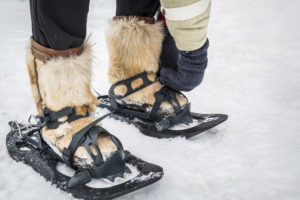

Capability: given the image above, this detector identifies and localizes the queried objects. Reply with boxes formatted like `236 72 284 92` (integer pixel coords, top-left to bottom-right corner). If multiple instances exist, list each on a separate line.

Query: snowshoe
6 112 163 200
97 72 228 139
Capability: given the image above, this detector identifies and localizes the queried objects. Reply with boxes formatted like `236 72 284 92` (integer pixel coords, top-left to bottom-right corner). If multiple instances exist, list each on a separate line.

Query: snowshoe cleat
6 112 163 200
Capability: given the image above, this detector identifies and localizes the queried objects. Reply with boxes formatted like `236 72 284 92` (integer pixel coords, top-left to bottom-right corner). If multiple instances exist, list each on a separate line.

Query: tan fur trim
26 45 43 114
34 41 99 111
106 17 164 84
106 17 187 112
106 17 166 105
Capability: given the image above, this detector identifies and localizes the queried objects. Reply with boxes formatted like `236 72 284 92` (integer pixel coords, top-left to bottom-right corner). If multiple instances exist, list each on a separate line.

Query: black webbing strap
67 149 129 188
150 86 182 121
62 111 130 187
63 119 130 188
80 125 123 166
109 71 157 109
62 113 112 168
155 103 193 132
36 107 87 130
88 150 126 179
43 107 73 122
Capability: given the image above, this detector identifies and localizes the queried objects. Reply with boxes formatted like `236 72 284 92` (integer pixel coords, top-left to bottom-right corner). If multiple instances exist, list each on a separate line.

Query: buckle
28 113 50 129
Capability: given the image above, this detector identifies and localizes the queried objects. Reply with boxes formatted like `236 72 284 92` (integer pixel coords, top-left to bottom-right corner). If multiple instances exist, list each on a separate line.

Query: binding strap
150 86 182 120
109 71 157 109
33 107 87 130
62 113 114 168
108 71 193 131
61 113 129 188
21 110 129 188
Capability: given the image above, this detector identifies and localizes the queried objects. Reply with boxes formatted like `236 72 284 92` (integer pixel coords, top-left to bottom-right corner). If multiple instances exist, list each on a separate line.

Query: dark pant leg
116 0 160 17
30 0 90 50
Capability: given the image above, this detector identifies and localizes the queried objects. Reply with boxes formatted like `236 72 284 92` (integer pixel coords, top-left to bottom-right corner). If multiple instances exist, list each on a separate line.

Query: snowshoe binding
6 110 163 200
11 34 163 200
98 72 228 139
101 17 227 139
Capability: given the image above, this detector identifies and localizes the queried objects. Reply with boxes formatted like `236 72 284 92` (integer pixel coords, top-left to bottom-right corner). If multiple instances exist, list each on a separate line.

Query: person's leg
106 0 187 116
114 0 210 92
27 0 116 167
30 0 89 49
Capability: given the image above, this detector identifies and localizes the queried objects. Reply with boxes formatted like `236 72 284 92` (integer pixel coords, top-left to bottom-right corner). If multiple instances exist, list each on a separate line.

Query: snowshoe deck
98 95 228 139
6 125 163 200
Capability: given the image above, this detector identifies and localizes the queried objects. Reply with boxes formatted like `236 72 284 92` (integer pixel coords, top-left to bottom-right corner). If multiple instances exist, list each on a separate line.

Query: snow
0 0 300 200
56 162 140 189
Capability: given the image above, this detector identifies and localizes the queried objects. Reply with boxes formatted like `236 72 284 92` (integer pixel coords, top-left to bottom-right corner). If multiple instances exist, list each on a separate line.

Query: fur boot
106 17 187 115
26 38 116 167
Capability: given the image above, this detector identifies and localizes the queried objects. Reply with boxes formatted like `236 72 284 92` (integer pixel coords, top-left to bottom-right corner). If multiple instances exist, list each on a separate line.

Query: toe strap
68 150 128 188
89 150 126 179
62 113 114 168
60 114 130 188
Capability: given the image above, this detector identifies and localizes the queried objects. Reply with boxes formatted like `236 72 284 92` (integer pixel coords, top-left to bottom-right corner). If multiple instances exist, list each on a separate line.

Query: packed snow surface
56 162 140 189
0 0 300 199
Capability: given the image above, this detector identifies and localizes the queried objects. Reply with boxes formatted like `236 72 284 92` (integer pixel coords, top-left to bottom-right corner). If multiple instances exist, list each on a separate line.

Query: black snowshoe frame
98 71 228 138
6 107 163 199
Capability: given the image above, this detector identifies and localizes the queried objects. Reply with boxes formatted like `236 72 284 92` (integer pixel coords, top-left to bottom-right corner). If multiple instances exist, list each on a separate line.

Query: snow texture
0 0 300 199
56 162 140 189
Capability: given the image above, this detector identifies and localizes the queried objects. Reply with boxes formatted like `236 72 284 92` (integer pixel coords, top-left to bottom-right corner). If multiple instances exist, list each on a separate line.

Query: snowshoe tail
98 95 228 139
6 124 163 200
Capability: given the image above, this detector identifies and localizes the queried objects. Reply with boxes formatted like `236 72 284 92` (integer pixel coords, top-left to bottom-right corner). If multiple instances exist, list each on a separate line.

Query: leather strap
113 16 155 24
31 37 84 62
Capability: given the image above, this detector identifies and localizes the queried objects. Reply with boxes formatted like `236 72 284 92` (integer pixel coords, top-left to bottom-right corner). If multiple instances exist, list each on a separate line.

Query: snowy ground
0 0 300 199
